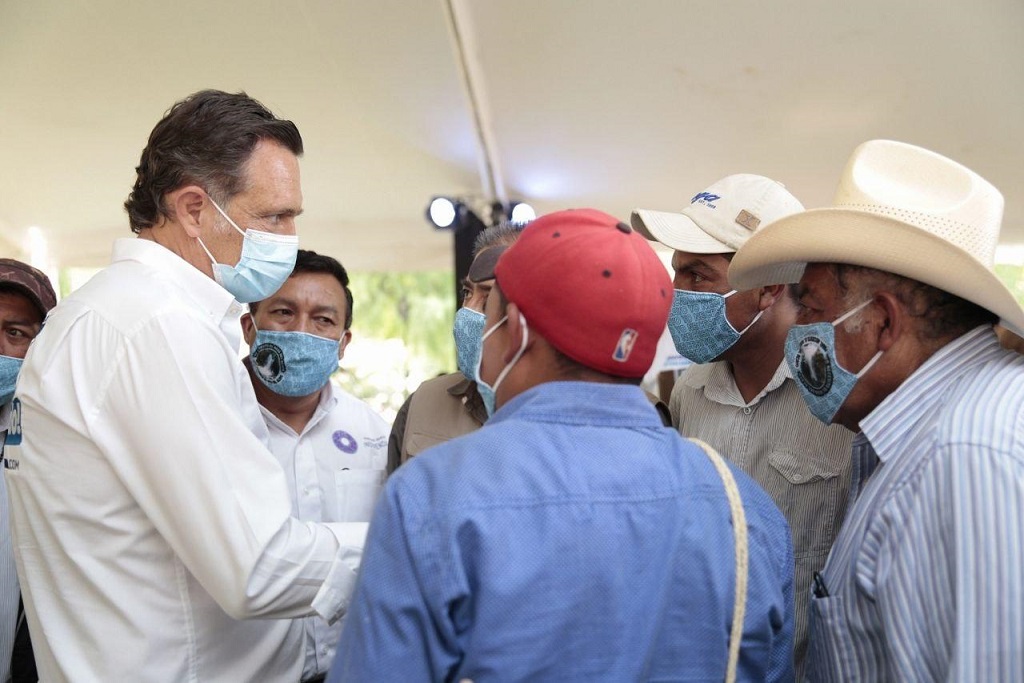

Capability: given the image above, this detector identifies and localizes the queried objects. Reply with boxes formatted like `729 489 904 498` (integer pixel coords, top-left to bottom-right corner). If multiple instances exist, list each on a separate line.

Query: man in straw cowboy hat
730 139 1024 681
332 209 796 682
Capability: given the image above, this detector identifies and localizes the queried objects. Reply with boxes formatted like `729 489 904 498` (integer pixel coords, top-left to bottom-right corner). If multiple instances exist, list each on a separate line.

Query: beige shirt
669 360 854 677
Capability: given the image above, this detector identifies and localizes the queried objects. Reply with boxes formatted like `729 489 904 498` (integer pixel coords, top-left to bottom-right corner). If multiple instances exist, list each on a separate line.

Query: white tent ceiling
2 0 1022 272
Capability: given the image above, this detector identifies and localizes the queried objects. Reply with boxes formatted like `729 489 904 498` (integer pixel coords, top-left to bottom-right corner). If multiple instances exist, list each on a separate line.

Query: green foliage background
350 270 455 372
335 270 457 418
995 264 1024 306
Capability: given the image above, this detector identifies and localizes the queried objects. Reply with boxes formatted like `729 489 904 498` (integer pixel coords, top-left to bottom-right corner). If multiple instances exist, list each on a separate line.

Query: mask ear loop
833 299 882 377
855 349 884 379
737 309 764 335
196 235 218 267
832 299 874 328
208 196 247 237
196 196 237 269
722 290 763 337
490 313 530 394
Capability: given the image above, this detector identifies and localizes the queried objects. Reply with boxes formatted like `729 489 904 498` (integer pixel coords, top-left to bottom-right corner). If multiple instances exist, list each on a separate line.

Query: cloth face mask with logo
474 312 529 417
197 197 299 303
0 355 23 406
248 315 341 397
667 289 763 363
784 299 882 424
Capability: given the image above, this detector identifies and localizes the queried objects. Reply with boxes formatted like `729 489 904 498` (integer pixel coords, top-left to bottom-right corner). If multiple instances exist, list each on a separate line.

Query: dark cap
0 259 57 317
467 245 509 283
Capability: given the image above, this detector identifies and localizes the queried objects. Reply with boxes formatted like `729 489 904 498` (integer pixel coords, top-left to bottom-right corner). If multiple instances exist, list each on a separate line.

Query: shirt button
303 487 312 495
792 473 803 482
742 407 752 415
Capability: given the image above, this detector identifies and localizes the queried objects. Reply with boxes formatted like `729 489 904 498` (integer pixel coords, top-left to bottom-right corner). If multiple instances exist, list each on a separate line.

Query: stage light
509 202 536 224
427 197 458 229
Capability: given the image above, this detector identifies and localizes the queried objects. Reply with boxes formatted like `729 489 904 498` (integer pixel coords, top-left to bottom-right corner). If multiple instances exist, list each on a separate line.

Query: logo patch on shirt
613 328 639 363
4 398 22 446
333 430 358 454
252 342 286 385
3 398 22 469
363 435 386 450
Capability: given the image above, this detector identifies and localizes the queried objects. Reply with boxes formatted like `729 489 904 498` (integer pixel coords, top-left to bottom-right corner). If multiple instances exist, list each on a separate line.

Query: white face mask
474 312 529 417
196 197 299 303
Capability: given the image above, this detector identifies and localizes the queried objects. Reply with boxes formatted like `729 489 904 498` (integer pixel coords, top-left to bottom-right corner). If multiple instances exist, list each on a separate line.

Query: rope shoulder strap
690 439 749 683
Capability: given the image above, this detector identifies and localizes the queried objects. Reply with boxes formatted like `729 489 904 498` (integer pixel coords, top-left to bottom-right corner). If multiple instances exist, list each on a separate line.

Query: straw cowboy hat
729 139 1024 337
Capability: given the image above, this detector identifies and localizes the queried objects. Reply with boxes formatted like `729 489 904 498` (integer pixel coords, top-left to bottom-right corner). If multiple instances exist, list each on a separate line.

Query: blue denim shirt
331 381 795 682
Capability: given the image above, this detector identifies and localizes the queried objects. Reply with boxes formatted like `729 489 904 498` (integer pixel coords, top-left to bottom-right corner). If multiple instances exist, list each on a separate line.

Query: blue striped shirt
806 326 1024 681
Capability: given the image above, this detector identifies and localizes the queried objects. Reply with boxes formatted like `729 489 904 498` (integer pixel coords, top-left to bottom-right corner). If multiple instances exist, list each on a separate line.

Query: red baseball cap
495 208 672 378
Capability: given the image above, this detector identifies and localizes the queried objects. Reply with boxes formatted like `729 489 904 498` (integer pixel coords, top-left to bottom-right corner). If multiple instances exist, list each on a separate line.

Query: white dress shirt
259 384 388 680
7 239 365 682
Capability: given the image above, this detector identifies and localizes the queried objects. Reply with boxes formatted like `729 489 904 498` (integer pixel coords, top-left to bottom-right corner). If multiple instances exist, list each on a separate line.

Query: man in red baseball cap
331 209 796 682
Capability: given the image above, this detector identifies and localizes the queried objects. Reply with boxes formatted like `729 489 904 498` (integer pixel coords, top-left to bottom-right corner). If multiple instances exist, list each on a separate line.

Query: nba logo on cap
613 329 639 363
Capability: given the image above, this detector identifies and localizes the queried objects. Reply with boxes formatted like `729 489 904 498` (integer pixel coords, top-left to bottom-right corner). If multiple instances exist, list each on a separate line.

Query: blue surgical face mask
453 307 486 381
474 312 529 417
785 300 883 424
0 355 23 406
667 289 763 363
249 316 341 397
197 198 299 303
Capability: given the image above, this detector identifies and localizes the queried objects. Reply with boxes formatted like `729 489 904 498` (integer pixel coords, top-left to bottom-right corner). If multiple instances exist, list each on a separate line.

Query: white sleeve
88 310 351 621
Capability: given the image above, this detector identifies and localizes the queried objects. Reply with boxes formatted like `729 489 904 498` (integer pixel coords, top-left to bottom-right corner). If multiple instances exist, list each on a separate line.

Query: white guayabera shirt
8 239 366 683
258 383 388 680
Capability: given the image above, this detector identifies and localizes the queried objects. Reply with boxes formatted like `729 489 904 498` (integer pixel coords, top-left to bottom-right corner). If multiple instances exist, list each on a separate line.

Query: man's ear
503 302 535 363
240 311 256 346
757 284 786 310
873 291 904 352
338 329 352 361
166 185 209 238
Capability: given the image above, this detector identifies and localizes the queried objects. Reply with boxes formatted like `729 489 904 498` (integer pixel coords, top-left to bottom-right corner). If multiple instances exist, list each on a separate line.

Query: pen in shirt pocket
812 571 830 598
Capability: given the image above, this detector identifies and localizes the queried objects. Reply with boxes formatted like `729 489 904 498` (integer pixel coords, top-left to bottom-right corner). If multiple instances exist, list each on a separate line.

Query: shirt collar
257 382 338 437
448 377 488 424
488 381 665 428
861 326 1002 464
681 359 791 408
446 376 475 398
111 238 246 346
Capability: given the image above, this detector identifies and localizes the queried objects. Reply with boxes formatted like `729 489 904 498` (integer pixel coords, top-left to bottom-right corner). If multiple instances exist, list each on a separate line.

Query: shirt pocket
767 448 843 557
806 592 858 681
333 468 384 522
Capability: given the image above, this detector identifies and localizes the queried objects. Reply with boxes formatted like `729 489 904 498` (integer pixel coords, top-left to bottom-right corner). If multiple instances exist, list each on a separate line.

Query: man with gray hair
731 139 1024 681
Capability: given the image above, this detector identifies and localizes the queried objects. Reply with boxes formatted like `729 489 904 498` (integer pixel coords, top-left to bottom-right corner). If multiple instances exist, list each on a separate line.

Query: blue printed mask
667 289 763 363
198 198 299 304
249 319 341 397
785 300 882 424
474 312 529 417
0 355 23 406
453 307 486 381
